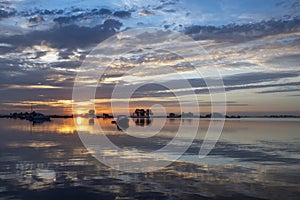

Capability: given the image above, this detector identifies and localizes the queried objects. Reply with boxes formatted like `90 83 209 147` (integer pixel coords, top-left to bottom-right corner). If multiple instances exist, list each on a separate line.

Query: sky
0 0 299 115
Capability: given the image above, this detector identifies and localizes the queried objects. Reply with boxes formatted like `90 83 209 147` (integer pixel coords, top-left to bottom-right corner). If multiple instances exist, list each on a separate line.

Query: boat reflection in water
111 116 153 130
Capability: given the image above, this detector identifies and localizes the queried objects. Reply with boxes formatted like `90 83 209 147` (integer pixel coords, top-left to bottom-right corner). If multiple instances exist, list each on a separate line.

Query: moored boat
112 115 129 130
26 111 51 122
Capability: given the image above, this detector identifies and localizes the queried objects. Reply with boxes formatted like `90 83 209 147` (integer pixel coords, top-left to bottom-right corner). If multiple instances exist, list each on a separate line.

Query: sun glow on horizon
76 110 84 115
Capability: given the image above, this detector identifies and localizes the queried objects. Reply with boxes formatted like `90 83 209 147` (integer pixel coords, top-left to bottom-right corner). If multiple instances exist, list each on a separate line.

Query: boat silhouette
26 111 51 122
112 115 129 130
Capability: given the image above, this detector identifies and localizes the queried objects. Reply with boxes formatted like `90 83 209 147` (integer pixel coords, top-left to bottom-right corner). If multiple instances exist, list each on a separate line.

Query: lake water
0 118 299 199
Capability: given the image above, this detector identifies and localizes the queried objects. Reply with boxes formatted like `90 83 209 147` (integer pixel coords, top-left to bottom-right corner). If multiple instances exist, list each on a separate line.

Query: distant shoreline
0 114 299 119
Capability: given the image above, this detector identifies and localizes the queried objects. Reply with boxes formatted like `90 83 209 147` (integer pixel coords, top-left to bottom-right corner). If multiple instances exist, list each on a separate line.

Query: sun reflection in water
76 117 83 125
5 118 118 135
75 117 98 134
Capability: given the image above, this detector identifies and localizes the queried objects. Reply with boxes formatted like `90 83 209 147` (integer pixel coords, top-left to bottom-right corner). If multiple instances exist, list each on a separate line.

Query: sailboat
25 105 51 123
26 111 51 122
112 115 129 130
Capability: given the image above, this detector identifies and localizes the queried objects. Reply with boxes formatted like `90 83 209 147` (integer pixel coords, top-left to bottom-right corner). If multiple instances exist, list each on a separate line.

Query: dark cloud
34 25 115 48
227 62 258 68
0 9 15 20
0 24 119 49
256 88 300 94
0 5 16 20
0 68 57 86
58 50 73 60
53 16 75 25
223 71 300 86
94 8 113 16
172 71 300 89
289 94 300 96
138 80 300 97
6 7 114 25
275 0 300 16
124 72 300 97
162 9 176 13
265 53 300 66
113 11 131 18
159 0 179 6
103 19 123 30
223 81 300 92
185 18 300 42
192 81 300 95
52 8 113 26
0 44 15 54
19 8 64 17
270 54 300 61
31 8 112 18
0 88 72 102
29 15 45 24
0 63 75 103
0 61 77 90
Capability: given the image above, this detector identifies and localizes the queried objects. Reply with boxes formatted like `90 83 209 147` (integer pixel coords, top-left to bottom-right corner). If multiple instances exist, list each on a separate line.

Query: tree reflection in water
134 118 152 127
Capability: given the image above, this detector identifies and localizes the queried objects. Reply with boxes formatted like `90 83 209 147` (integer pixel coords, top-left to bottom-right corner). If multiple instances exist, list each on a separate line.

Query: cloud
1 1 300 114
185 18 300 42
269 53 300 61
223 81 300 93
289 94 300 97
256 88 300 94
264 53 300 67
222 71 300 86
0 6 16 20
226 61 258 68
202 31 300 72
5 84 62 89
0 42 12 47
122 71 300 97
0 24 118 49
133 81 300 98
113 11 131 18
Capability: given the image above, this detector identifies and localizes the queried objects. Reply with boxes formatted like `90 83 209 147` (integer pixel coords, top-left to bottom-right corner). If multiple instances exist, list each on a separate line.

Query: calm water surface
0 118 299 199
